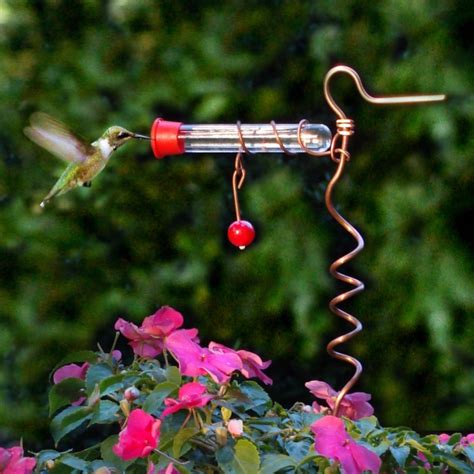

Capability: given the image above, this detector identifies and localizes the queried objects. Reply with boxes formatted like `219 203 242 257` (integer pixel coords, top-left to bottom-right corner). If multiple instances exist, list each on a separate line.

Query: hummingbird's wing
24 112 94 163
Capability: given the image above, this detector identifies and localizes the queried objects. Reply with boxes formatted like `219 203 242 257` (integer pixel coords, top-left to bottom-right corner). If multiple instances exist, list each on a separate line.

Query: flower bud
45 459 56 469
227 419 244 438
124 386 140 401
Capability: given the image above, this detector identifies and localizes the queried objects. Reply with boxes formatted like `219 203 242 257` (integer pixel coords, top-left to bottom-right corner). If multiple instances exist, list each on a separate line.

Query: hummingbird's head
104 126 137 150
104 126 150 150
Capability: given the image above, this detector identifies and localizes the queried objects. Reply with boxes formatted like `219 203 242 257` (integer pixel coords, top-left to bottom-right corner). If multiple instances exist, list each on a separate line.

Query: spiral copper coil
233 65 445 416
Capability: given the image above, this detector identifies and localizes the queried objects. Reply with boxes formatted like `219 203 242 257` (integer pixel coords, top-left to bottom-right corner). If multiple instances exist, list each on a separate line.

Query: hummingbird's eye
117 131 130 139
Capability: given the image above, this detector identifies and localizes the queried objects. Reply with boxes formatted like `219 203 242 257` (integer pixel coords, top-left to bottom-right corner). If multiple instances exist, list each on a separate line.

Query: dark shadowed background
0 0 473 448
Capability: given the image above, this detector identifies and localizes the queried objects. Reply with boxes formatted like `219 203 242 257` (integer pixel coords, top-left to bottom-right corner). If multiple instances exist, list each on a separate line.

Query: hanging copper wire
232 152 245 222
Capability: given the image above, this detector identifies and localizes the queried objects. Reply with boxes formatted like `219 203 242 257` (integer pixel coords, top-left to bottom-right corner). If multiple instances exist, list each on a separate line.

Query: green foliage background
0 0 472 446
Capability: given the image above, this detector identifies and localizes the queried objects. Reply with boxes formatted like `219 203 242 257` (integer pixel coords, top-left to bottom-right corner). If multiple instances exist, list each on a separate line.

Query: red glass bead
227 220 255 250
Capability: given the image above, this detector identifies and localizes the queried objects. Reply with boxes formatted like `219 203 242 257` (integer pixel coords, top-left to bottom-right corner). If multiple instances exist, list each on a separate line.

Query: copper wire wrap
232 122 249 222
232 66 445 416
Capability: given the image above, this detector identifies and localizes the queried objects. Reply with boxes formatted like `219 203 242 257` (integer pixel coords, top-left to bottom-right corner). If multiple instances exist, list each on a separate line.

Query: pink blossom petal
115 318 143 340
178 381 208 399
160 464 180 474
306 380 374 420
115 314 172 358
0 448 12 470
349 438 382 473
166 331 239 384
305 380 338 400
129 339 164 358
142 306 184 337
311 416 381 474
53 362 89 384
0 446 36 474
147 462 180 474
312 415 348 455
438 433 450 444
461 434 474 446
113 409 161 461
208 343 272 385
162 382 213 417
237 349 272 385
312 400 324 414
338 392 374 419
112 350 122 361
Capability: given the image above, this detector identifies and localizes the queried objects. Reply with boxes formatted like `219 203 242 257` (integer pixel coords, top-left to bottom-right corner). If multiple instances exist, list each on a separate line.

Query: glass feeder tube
150 119 332 158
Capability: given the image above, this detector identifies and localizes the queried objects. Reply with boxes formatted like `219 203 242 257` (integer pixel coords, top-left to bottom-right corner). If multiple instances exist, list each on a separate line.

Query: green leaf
166 365 182 386
405 438 429 454
233 439 260 474
90 460 118 471
50 406 93 445
172 426 200 458
90 399 119 424
49 378 85 416
354 416 378 436
447 433 462 445
98 373 125 396
463 445 474 463
389 445 410 467
216 445 235 473
143 381 178 415
261 454 296 474
60 454 89 470
296 452 320 469
435 452 472 473
36 449 64 469
85 363 113 393
285 439 312 462
237 381 272 416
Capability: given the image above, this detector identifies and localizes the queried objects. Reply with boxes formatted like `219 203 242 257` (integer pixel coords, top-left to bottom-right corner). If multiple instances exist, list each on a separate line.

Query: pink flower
53 362 89 406
227 419 244 438
162 382 213 417
112 350 122 361
305 380 374 420
461 434 474 446
147 462 180 474
113 409 161 461
124 386 140 401
438 433 450 444
416 451 431 470
115 306 185 358
0 446 36 474
208 343 272 385
165 330 241 384
311 416 381 474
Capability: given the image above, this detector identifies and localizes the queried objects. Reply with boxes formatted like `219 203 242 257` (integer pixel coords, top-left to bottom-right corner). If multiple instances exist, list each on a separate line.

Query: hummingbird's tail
40 183 65 208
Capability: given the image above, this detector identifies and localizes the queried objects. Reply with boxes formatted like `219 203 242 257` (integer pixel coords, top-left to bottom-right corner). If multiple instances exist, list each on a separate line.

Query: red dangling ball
227 220 255 250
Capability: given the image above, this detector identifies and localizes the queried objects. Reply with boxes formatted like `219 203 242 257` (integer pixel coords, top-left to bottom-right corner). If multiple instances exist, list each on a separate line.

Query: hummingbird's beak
132 133 151 140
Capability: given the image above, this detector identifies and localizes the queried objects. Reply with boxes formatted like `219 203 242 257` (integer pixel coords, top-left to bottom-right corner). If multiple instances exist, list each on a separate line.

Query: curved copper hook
323 65 446 120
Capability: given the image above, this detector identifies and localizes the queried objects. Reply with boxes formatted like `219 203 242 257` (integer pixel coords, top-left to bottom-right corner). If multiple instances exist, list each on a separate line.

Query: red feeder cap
151 118 184 159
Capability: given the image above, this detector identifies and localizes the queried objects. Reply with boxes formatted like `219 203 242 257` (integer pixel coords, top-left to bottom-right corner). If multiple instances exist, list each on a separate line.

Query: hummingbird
24 112 150 208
